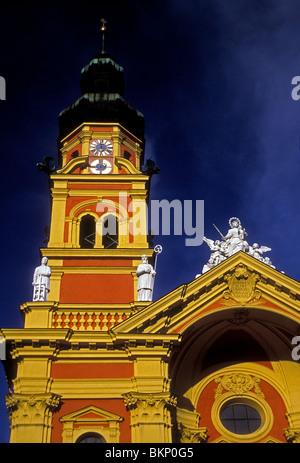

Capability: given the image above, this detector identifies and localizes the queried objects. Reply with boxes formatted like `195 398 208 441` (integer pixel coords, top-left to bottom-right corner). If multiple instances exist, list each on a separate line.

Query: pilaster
176 407 208 443
285 411 300 443
5 392 61 443
123 392 177 443
48 182 69 248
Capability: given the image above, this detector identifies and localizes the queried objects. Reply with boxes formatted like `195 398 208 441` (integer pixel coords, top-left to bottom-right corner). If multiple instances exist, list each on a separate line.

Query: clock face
90 158 113 174
90 139 113 156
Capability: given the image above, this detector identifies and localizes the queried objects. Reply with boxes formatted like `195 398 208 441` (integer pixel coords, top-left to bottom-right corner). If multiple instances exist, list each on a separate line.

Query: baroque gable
113 251 300 336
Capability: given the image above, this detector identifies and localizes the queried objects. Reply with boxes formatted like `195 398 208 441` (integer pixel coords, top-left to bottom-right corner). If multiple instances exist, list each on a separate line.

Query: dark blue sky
0 0 300 442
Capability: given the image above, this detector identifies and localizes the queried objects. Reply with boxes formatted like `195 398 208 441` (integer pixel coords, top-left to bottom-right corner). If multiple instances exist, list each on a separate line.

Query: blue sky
0 0 300 442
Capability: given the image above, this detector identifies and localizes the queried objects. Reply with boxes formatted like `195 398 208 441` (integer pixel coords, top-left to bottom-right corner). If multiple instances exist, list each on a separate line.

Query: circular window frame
211 392 273 443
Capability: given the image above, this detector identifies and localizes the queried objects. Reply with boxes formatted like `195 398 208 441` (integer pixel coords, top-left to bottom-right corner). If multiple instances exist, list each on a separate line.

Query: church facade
1 28 300 444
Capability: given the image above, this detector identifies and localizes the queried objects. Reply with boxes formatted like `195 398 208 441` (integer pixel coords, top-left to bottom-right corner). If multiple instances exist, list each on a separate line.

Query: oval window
220 403 261 435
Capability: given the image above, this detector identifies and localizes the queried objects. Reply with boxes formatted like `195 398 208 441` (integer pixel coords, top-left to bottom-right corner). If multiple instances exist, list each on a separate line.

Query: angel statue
200 237 228 274
249 243 272 262
203 237 228 264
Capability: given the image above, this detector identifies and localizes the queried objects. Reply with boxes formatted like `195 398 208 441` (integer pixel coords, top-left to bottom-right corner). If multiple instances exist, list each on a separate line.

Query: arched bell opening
79 214 96 249
102 214 119 249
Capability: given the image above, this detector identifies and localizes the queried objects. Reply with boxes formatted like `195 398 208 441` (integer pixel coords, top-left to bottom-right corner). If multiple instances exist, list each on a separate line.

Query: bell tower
2 22 172 444
45 20 152 308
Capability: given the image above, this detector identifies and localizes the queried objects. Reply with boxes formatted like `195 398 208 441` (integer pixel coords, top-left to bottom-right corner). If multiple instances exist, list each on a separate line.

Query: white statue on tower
32 257 51 301
136 254 156 302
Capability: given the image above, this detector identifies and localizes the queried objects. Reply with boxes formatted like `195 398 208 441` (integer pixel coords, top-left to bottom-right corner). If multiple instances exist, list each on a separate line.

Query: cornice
40 247 154 259
1 326 180 356
60 122 143 146
51 173 149 182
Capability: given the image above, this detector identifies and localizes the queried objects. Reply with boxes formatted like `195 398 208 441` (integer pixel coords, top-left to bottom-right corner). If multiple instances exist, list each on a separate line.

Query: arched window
79 214 96 249
76 432 106 443
102 214 118 249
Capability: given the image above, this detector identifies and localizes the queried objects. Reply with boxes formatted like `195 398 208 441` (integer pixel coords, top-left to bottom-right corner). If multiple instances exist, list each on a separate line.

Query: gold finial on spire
100 18 107 54
100 18 107 31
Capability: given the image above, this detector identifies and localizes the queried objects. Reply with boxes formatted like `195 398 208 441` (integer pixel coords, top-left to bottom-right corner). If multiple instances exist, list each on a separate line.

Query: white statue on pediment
224 217 249 255
198 217 275 276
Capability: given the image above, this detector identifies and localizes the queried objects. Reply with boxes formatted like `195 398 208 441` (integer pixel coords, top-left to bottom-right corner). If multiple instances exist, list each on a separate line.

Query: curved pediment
114 156 142 174
56 155 89 174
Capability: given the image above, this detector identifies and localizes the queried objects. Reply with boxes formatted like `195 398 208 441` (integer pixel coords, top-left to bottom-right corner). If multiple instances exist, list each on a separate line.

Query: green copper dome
58 50 145 143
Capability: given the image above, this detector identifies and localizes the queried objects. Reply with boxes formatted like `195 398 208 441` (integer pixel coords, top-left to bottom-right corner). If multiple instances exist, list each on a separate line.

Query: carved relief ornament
223 264 261 305
5 393 61 425
179 423 208 443
214 373 265 399
123 392 177 410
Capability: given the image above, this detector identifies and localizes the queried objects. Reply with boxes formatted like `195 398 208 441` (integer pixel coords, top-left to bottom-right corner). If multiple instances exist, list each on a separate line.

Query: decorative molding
214 373 265 399
6 392 61 419
123 391 177 410
284 427 300 443
60 405 123 443
179 423 208 443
